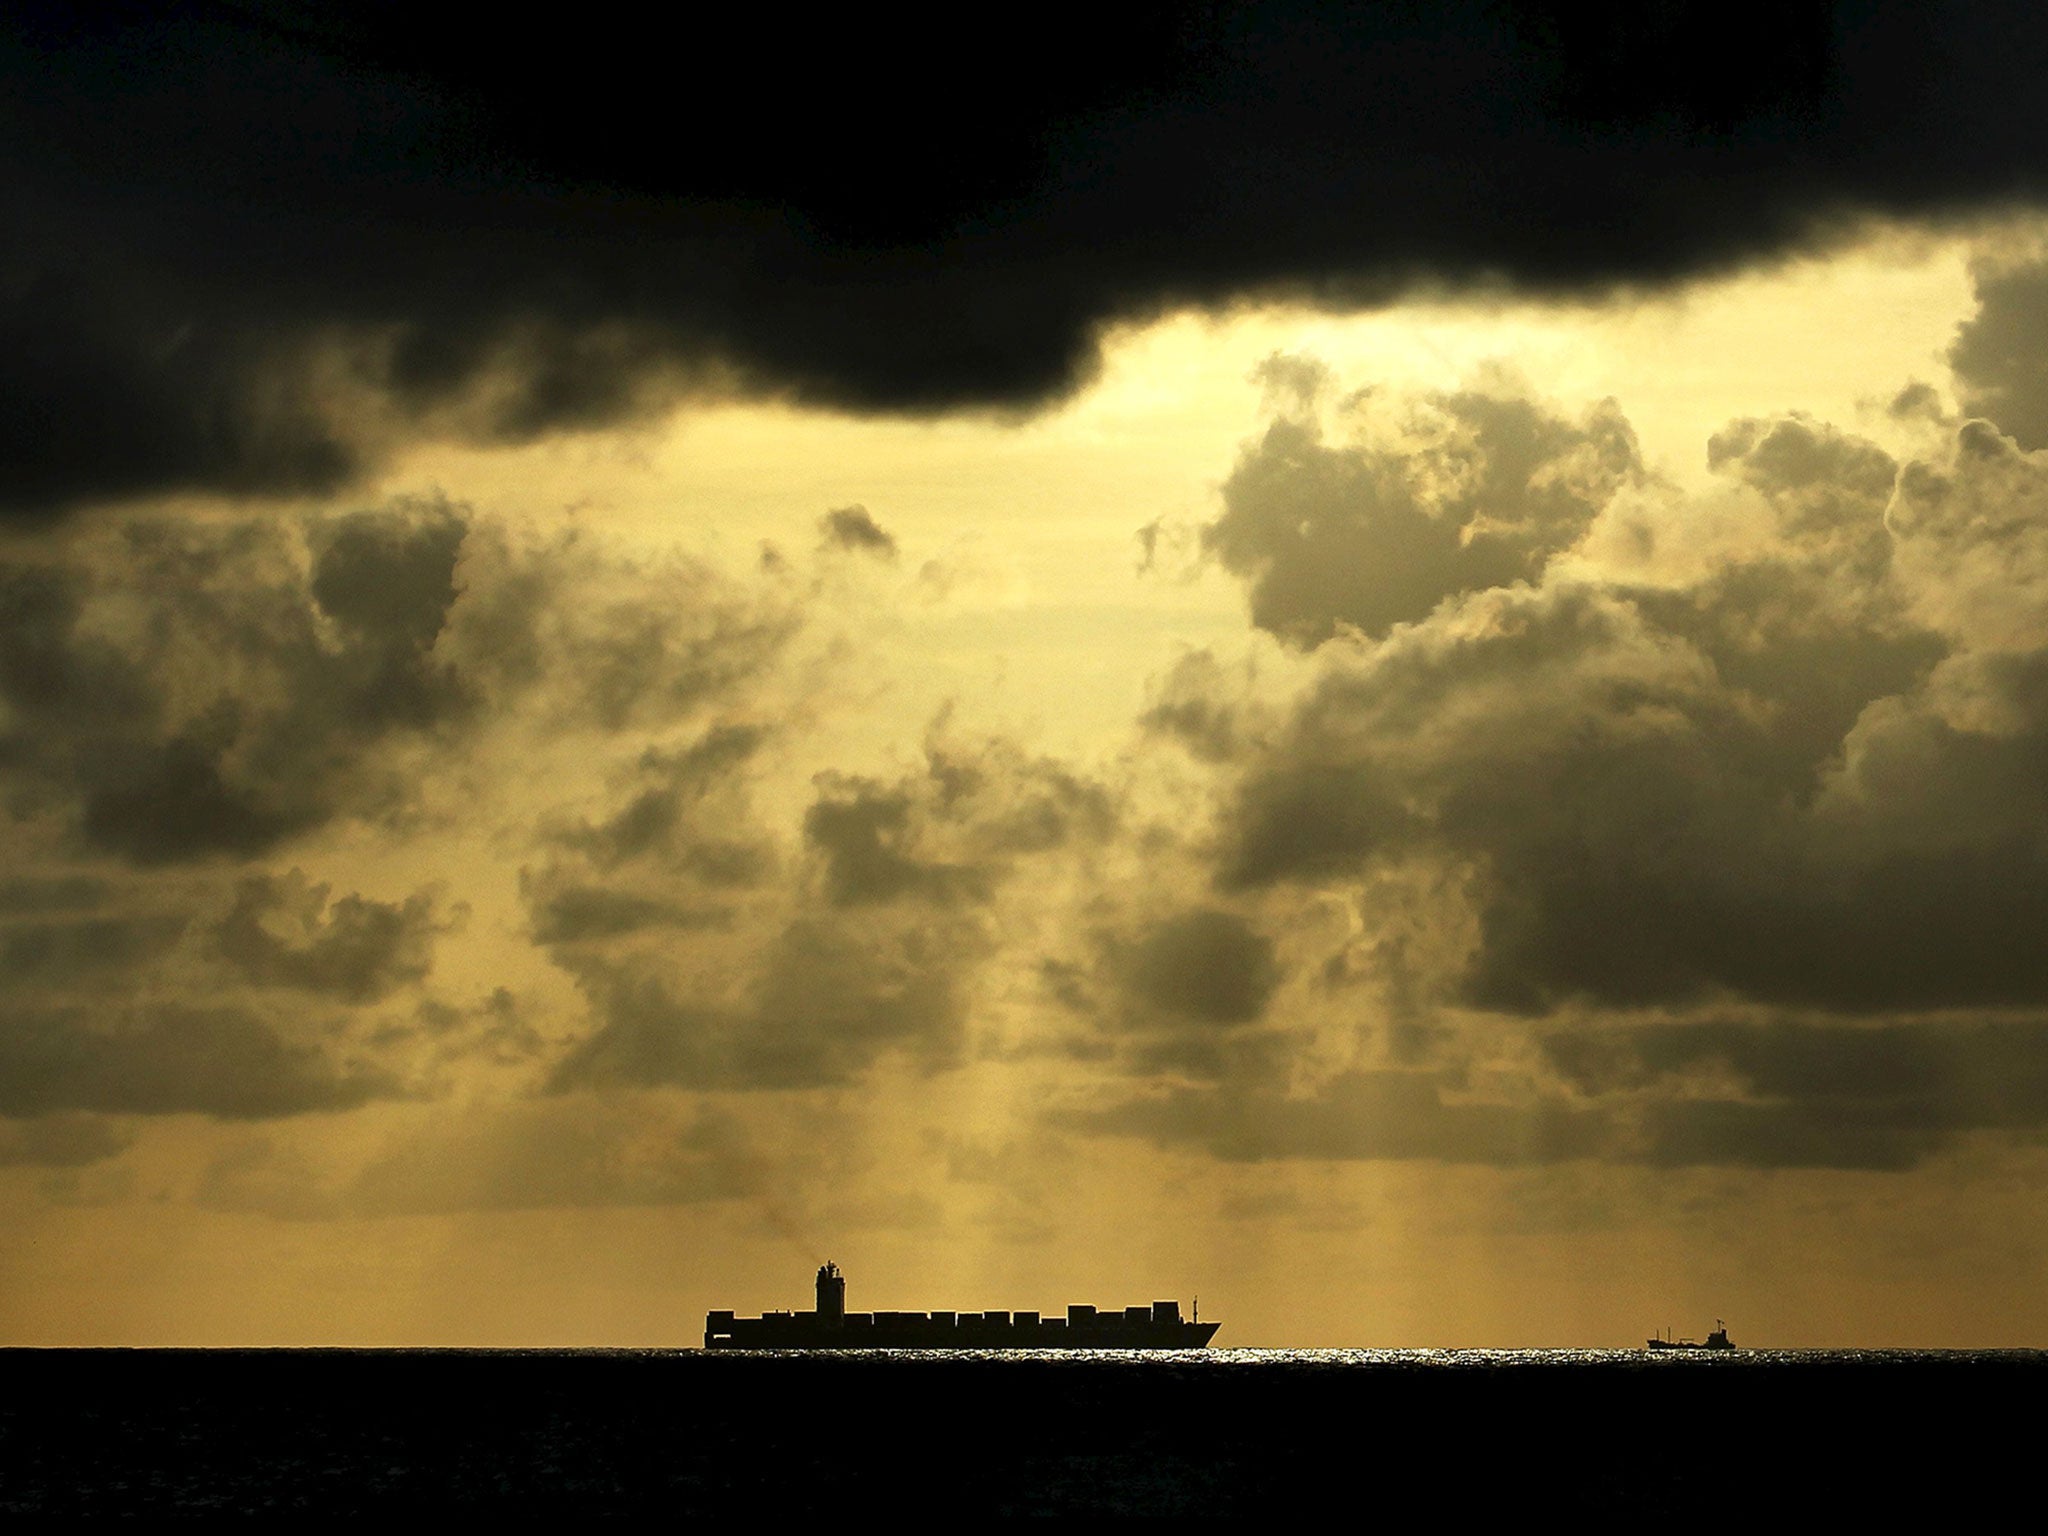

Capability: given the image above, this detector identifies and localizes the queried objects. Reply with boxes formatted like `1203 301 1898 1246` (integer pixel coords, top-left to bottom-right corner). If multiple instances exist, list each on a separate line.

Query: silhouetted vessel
705 1262 1221 1350
1646 1321 1735 1351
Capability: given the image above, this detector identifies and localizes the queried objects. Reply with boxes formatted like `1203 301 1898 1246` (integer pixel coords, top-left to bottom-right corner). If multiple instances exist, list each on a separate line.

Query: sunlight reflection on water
679 1344 2048 1366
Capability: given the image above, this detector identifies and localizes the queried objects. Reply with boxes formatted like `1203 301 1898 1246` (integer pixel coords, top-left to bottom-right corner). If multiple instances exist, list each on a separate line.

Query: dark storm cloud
1207 385 1641 645
7 3 2048 513
1545 1017 2048 1169
1224 569 2048 1013
0 1002 395 1118
214 870 446 1003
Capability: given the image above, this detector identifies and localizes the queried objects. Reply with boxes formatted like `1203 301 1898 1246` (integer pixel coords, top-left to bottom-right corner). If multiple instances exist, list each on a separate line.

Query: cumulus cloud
920 735 1120 856
1205 382 1640 646
0 502 798 866
1950 254 2048 449
1886 421 2048 650
532 729 1116 1092
21 226 2048 1236
521 714 870 1092
1203 385 2048 1019
0 496 810 1146
1079 359 2048 1173
304 505 471 729
0 503 473 863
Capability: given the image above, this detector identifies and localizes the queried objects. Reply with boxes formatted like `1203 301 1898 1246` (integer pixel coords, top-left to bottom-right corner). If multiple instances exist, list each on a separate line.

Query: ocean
1 1347 2035 1516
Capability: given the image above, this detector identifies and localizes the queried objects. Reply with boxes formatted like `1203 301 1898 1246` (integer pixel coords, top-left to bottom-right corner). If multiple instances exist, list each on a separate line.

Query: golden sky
10 11 2048 1348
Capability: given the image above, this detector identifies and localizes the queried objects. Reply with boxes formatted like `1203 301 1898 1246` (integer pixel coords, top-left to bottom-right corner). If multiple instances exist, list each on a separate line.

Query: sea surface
2 1347 2036 1516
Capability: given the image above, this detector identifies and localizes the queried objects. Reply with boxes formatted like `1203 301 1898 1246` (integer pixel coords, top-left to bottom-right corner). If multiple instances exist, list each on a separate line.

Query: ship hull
705 1319 1221 1350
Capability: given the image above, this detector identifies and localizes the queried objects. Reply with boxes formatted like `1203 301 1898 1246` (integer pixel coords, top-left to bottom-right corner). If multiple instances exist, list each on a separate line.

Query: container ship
705 1262 1221 1350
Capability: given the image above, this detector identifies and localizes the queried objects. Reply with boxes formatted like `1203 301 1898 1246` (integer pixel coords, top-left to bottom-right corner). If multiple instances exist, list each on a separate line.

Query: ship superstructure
705 1262 1221 1350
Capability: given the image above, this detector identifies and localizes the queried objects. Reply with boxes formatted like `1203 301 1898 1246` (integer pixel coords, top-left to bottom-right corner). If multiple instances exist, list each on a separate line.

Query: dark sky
7 1 2048 516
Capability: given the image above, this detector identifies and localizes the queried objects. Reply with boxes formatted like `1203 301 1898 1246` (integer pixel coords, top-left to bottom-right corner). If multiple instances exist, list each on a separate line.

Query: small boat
1646 1320 1734 1351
